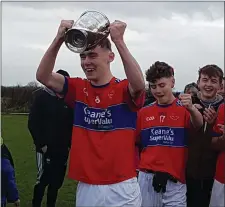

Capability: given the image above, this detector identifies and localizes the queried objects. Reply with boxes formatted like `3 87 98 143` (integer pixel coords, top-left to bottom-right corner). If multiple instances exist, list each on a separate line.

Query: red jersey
64 77 145 184
137 99 190 183
213 104 225 184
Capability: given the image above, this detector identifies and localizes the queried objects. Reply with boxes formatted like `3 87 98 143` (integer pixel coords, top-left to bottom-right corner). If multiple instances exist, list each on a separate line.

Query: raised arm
109 20 145 97
180 93 203 129
189 106 204 129
36 20 74 93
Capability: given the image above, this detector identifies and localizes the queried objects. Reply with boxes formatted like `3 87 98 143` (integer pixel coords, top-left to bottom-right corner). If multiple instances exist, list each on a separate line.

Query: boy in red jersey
36 19 145 206
137 61 203 207
210 103 225 207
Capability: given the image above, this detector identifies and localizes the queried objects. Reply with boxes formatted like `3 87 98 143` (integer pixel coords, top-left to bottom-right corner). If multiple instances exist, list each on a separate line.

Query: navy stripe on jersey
212 131 223 137
141 126 188 148
74 101 137 131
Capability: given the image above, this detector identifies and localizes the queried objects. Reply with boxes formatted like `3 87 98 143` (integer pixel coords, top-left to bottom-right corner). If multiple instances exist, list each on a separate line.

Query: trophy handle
99 25 110 36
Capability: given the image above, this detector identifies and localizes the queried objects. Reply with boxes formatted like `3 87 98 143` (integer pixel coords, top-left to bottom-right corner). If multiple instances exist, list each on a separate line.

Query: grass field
2 115 78 207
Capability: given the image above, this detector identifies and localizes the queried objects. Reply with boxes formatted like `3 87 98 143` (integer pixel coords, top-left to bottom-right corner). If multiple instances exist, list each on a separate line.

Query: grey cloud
4 2 224 20
2 2 224 91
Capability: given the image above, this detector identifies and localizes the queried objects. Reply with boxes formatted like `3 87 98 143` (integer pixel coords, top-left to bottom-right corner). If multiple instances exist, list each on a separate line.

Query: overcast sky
2 1 224 91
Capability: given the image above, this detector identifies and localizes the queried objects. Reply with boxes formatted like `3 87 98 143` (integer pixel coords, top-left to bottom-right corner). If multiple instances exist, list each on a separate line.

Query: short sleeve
122 80 145 112
64 77 80 108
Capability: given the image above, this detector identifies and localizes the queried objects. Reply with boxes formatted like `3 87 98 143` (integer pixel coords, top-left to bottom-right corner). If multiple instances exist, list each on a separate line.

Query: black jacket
186 93 224 179
28 88 73 154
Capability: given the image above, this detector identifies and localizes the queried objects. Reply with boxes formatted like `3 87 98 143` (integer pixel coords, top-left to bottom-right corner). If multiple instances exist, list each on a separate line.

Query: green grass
2 115 77 207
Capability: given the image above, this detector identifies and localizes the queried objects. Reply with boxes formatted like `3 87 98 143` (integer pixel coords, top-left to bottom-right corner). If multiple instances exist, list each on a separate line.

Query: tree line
1 82 180 113
1 82 41 113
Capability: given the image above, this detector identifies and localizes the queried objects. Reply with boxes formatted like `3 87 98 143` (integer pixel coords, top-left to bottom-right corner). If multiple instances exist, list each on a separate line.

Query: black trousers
32 150 68 207
186 176 214 207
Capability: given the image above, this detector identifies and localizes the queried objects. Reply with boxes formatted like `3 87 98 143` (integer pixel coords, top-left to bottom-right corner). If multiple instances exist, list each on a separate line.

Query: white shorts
76 177 142 207
138 171 186 207
210 179 224 207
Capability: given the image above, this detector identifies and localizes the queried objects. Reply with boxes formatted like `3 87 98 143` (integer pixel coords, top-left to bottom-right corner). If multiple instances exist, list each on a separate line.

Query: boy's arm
110 21 145 98
36 20 73 93
189 106 204 129
180 94 203 129
211 134 225 151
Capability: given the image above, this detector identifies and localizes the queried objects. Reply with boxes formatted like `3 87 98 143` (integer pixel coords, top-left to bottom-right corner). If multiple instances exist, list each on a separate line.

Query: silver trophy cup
64 11 110 53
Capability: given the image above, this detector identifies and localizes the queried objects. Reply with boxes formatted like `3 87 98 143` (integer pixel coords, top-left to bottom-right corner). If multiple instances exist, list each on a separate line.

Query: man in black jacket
186 65 224 207
28 69 73 207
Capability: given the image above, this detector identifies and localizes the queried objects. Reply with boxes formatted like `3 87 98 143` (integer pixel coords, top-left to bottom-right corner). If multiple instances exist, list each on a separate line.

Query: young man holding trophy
36 11 145 206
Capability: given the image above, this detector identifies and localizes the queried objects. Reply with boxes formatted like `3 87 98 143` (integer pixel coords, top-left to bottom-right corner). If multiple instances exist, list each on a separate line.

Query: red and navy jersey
64 77 145 184
213 104 225 184
137 99 190 183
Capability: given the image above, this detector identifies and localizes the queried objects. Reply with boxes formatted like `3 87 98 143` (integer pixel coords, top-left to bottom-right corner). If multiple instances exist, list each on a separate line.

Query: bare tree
27 81 39 88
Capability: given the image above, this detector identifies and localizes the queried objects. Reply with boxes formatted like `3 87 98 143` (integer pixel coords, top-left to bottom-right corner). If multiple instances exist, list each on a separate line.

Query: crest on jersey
108 90 115 99
170 113 179 121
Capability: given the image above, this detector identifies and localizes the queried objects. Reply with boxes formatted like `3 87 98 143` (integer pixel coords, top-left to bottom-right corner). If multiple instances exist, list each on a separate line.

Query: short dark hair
146 61 174 83
98 37 112 51
86 37 112 52
56 69 70 77
184 82 198 93
198 64 223 83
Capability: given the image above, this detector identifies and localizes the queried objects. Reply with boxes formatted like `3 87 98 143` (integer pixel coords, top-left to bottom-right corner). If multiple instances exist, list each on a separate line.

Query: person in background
184 82 199 98
186 64 224 207
210 103 225 207
145 86 156 106
28 69 73 207
1 137 20 207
